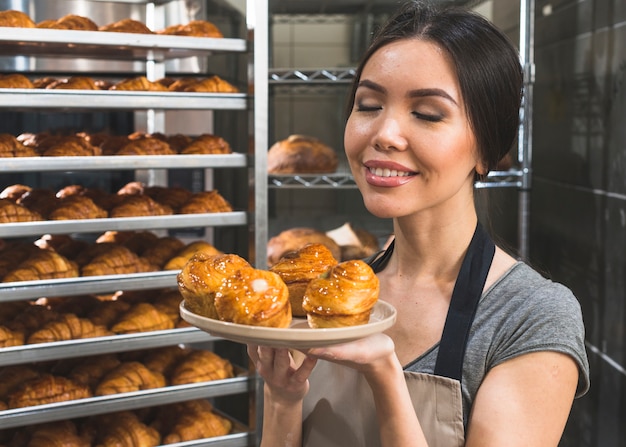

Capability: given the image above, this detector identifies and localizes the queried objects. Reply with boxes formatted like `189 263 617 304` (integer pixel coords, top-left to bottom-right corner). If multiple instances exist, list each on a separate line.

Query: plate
180 300 397 348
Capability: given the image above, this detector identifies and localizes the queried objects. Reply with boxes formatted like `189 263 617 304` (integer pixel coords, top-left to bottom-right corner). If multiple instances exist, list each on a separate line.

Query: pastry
151 288 185 325
99 18 153 34
110 76 168 91
8 374 92 408
0 133 38 157
267 227 342 266
159 19 223 38
16 187 58 218
45 76 101 90
326 222 381 261
4 304 59 335
20 420 88 447
178 190 233 214
0 9 35 27
81 245 157 276
0 325 25 347
27 313 113 344
0 198 43 222
0 365 41 399
0 73 34 89
179 133 232 154
177 252 252 319
109 195 174 217
2 250 79 282
115 137 175 155
163 240 221 270
177 75 239 93
215 267 292 327
270 243 338 317
159 400 232 443
34 234 88 260
37 14 98 31
95 361 166 395
48 195 108 220
141 345 189 376
87 299 131 327
302 259 380 328
41 135 102 156
68 354 121 389
144 186 192 210
170 350 234 385
140 236 185 268
268 134 338 174
93 411 161 447
111 302 175 334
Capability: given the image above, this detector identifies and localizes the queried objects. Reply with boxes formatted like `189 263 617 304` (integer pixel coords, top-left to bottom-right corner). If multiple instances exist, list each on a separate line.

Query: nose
372 111 408 152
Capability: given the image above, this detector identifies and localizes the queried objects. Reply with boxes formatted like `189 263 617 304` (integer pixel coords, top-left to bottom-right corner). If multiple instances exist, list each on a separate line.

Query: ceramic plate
180 300 397 348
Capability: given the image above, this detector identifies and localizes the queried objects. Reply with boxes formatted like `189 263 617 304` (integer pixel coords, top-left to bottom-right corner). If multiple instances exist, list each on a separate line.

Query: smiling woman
249 2 589 447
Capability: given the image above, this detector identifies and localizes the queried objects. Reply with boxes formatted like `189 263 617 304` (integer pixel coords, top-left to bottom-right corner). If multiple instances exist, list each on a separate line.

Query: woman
248 1 590 446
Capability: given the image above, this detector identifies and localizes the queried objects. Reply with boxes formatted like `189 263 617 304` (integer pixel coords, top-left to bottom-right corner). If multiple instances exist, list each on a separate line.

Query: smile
368 167 415 177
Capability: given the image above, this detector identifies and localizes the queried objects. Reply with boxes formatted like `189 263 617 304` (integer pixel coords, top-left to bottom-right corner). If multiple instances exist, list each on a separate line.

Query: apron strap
434 223 495 381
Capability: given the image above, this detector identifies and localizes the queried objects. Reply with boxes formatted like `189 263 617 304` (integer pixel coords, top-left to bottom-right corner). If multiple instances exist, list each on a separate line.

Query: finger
247 344 259 362
273 348 292 371
291 356 317 383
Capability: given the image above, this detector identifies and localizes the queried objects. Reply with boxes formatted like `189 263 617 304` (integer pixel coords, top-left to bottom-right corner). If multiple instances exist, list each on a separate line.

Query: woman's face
344 38 482 220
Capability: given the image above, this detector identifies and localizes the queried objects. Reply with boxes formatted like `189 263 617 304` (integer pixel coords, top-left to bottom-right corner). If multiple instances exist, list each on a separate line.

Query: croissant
267 227 342 266
164 240 221 270
270 243 338 317
115 137 175 155
110 76 167 92
179 190 232 214
68 354 121 388
96 230 158 252
5 304 59 335
0 198 43 222
8 374 92 408
3 250 79 283
0 325 25 347
37 14 98 31
177 252 252 319
87 299 132 327
45 76 101 90
170 350 234 385
0 365 41 399
165 133 194 151
179 134 232 154
139 237 185 267
151 288 185 324
141 345 189 376
180 75 239 93
34 234 89 260
95 361 166 395
144 186 192 210
109 195 174 218
94 411 161 447
161 400 232 443
100 18 154 34
0 133 39 157
81 245 157 276
16 187 58 218
27 313 114 344
0 73 34 88
22 420 89 447
215 267 292 328
0 9 35 27
111 302 175 334
302 259 380 328
48 195 108 220
158 19 223 38
41 135 102 156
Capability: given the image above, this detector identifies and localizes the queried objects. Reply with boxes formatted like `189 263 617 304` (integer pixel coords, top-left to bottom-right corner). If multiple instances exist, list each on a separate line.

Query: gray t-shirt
404 261 590 425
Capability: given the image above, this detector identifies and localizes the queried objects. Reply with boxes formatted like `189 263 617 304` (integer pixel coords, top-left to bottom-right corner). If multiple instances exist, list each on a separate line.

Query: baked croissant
16 187 58 218
0 133 39 157
170 350 234 385
164 240 221 270
267 227 342 267
140 237 185 268
109 195 174 218
144 186 192 210
179 134 232 154
159 19 223 38
37 14 98 31
94 411 161 447
81 245 157 276
302 259 380 328
110 76 167 91
68 354 121 388
0 325 25 347
100 18 154 34
48 195 108 220
27 313 114 344
141 345 189 376
115 137 175 155
2 250 79 282
177 252 252 319
94 361 166 395
45 76 101 91
34 234 89 260
22 420 89 447
41 135 102 156
179 75 239 93
178 190 232 214
160 400 232 443
87 299 131 327
0 9 35 27
0 73 34 88
270 243 338 317
5 304 59 335
215 267 292 328
0 365 41 399
8 374 92 408
111 302 175 334
0 198 43 222
151 288 185 324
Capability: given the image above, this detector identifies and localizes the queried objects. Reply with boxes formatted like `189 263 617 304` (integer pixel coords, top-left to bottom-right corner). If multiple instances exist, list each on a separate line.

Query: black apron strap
368 239 395 273
434 223 495 381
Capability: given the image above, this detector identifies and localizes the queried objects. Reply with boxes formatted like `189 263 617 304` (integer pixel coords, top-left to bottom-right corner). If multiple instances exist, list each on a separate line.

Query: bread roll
268 134 338 174
270 243 338 317
302 259 379 328
267 227 341 266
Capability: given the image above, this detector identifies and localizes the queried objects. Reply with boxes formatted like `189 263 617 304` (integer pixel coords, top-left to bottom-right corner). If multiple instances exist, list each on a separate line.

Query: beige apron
302 362 465 447
302 223 494 447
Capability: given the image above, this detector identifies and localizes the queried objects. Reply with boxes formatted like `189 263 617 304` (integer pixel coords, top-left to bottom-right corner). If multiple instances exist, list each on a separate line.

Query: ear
475 160 488 176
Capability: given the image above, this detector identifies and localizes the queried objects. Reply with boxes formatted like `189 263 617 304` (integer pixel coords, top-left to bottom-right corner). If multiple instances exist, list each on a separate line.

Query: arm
466 351 579 447
248 345 317 447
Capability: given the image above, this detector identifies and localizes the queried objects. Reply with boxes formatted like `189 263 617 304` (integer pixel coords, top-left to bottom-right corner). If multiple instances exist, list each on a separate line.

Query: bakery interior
0 0 624 446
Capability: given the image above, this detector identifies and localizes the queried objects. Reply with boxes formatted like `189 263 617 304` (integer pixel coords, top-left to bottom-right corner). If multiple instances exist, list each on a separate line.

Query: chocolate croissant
215 267 292 328
111 302 175 334
27 313 113 344
170 350 234 385
270 243 338 317
302 259 379 328
94 361 166 395
177 252 252 319
8 374 92 408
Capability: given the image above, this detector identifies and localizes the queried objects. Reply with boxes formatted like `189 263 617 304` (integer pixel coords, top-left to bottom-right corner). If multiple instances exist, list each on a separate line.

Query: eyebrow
357 79 458 105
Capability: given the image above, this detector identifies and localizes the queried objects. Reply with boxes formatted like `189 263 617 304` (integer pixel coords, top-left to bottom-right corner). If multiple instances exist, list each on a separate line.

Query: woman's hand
247 344 317 404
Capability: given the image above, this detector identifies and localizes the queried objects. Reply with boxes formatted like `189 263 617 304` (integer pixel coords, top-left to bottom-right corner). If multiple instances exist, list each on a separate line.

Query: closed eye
356 102 381 112
413 112 443 122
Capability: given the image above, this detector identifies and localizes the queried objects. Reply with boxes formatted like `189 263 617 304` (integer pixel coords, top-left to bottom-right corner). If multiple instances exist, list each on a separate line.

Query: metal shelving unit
0 1 268 445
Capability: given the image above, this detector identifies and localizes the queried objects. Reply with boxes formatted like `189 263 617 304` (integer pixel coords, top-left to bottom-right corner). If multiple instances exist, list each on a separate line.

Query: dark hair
346 0 524 174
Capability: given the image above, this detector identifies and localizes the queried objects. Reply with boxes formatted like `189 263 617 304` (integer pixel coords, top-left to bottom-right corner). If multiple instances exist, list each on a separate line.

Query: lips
363 161 417 187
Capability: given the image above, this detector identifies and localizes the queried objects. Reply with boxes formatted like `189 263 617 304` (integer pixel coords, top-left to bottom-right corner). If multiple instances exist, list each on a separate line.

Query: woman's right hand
247 344 318 404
